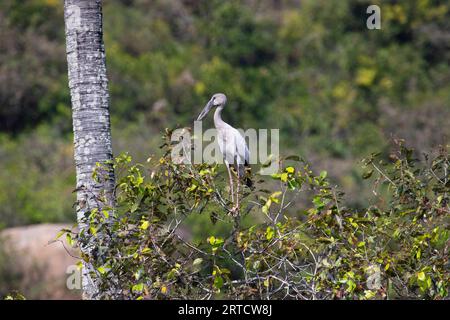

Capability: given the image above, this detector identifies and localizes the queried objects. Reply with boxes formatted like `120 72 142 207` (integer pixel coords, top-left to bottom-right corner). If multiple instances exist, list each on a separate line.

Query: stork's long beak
197 99 213 121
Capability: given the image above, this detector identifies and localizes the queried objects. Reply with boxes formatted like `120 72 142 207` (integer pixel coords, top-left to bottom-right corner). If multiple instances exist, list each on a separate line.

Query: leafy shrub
3 291 26 300
60 133 449 299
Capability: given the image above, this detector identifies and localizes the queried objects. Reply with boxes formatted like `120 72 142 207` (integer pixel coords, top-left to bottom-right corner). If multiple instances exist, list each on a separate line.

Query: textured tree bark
64 0 115 299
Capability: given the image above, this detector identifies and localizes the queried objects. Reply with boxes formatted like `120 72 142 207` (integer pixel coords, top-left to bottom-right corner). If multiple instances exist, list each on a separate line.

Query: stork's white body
214 107 249 175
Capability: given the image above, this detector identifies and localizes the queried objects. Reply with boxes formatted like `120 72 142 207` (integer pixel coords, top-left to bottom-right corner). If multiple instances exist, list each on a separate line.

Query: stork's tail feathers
245 176 253 188
243 163 252 188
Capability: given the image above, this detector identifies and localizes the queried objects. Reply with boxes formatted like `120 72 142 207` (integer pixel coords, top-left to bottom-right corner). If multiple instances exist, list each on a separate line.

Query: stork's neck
214 106 226 128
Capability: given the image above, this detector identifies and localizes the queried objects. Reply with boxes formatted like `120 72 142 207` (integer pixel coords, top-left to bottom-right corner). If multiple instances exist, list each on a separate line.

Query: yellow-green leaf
285 167 295 173
417 271 425 281
266 226 274 241
140 220 150 230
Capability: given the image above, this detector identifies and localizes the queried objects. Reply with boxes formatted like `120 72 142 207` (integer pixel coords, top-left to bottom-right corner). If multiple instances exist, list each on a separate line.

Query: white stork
197 93 251 213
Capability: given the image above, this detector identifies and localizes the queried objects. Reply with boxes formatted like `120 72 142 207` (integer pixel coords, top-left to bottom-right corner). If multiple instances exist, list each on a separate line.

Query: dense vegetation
60 134 448 299
0 0 449 227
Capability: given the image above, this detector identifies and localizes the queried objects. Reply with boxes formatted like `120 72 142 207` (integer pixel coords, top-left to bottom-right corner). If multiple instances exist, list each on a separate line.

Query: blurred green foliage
0 0 449 226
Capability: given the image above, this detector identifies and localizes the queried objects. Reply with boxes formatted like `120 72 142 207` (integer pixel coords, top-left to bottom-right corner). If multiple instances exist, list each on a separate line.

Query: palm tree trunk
64 0 115 299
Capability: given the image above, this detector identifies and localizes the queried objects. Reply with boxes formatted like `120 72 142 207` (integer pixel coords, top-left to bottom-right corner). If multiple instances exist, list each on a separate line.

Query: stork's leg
234 164 240 212
225 161 234 204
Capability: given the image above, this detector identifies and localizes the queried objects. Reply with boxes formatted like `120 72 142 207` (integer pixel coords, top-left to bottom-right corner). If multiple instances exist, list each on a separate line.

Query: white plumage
197 93 251 212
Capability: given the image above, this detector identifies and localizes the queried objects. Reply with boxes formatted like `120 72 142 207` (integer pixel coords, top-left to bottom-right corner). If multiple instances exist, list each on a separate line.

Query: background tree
1 0 448 227
64 0 115 299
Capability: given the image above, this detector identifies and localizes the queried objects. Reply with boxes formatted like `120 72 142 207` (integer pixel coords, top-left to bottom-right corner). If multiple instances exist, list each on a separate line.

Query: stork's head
197 93 227 121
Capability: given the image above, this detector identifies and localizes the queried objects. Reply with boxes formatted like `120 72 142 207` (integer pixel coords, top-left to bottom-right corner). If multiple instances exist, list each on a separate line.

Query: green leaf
416 248 421 259
213 276 224 290
364 290 375 299
270 191 282 199
132 283 144 293
346 279 356 292
102 210 110 219
56 230 65 240
313 196 324 209
270 173 281 179
287 180 297 190
131 194 144 213
66 233 74 246
140 220 150 230
266 226 274 241
362 169 373 179
285 167 295 173
89 226 97 236
134 268 144 280
193 258 203 266
97 265 111 275
417 271 425 281
135 175 144 186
